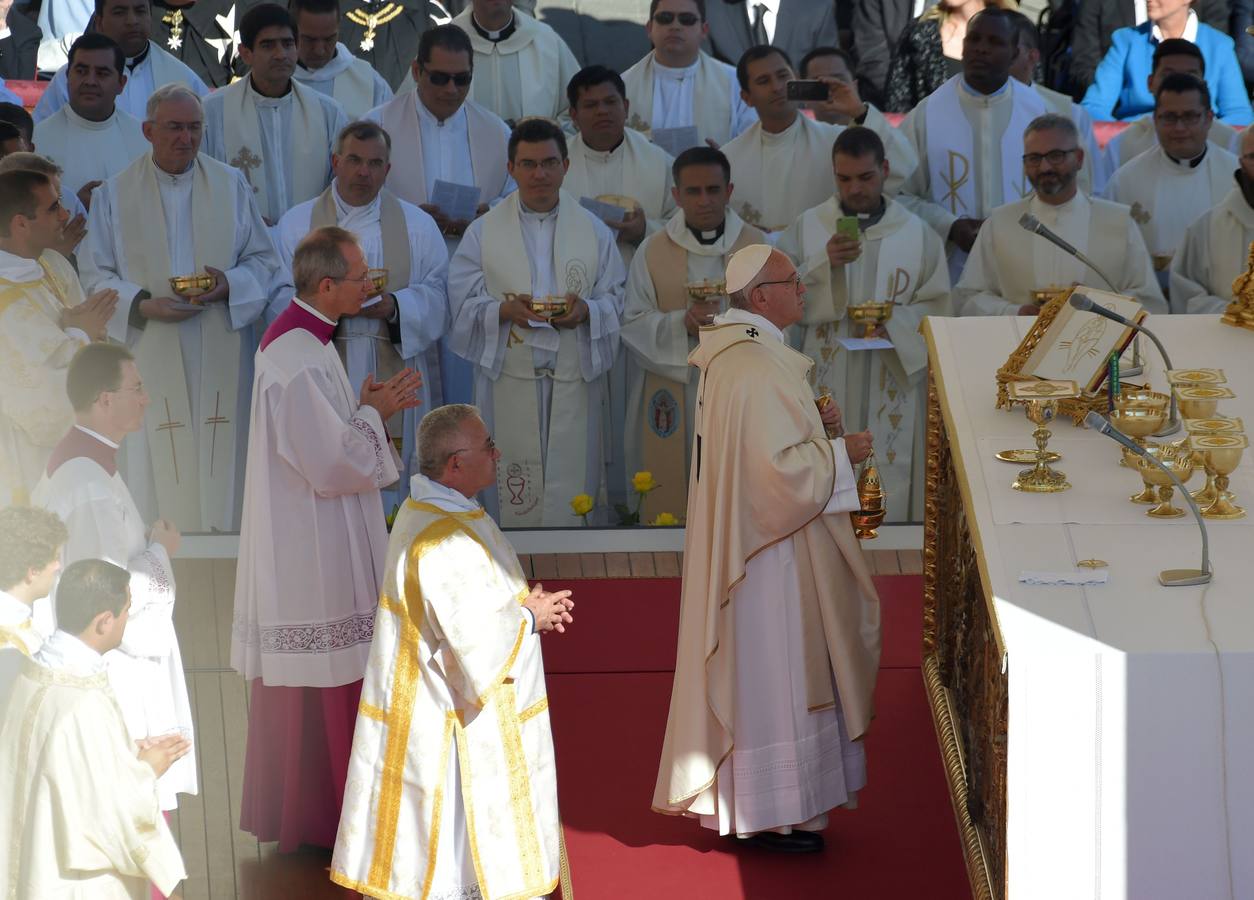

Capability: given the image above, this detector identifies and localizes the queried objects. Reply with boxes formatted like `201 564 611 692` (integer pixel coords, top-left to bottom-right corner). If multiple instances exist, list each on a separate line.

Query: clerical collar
839 198 886 229
126 41 151 72
45 424 119 477
248 76 293 101
687 220 725 245
36 630 106 677
470 11 515 42
409 473 481 513
716 307 785 344
1164 145 1207 168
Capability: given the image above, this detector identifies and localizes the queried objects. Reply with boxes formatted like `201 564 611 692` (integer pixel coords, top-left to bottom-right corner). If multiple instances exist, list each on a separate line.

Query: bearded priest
653 244 881 851
232 226 423 851
332 403 575 900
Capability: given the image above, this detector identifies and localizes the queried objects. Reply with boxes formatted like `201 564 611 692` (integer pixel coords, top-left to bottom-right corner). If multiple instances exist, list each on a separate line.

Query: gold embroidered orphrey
940 150 970 215
346 3 403 51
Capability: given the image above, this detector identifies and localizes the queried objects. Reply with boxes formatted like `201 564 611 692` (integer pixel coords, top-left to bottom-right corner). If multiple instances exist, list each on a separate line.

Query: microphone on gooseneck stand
1085 411 1212 586
1070 293 1180 436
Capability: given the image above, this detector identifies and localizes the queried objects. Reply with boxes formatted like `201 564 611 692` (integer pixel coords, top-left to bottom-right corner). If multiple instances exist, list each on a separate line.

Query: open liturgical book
1019 287 1145 394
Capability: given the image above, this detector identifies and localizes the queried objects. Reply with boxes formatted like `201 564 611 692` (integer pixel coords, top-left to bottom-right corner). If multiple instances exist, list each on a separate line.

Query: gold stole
481 192 600 527
639 223 761 520
310 185 411 438
624 51 730 147
120 154 238 532
378 94 508 207
223 78 328 222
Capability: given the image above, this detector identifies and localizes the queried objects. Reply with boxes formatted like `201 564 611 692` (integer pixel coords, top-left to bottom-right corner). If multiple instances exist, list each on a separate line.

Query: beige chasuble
451 8 578 122
623 51 731 146
328 61 376 117
480 192 601 527
1171 186 1254 313
119 153 239 531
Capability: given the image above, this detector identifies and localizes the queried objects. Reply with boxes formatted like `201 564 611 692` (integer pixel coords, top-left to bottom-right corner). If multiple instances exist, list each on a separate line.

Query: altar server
1172 126 1254 313
203 3 348 225
233 226 422 851
778 126 950 522
273 121 449 512
654 244 880 851
622 0 757 151
81 85 277 533
448 117 626 526
0 169 115 508
896 8 1047 278
292 0 393 118
34 0 209 123
1102 73 1237 304
448 0 580 125
722 45 914 235
957 114 1165 316
33 35 148 212
332 404 575 900
32 342 197 812
620 146 764 520
0 506 65 665
0 558 190 898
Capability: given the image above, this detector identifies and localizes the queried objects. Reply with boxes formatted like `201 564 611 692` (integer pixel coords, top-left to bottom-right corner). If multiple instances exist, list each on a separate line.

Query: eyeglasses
1154 110 1206 127
1022 148 1078 167
333 273 374 286
653 11 700 25
514 158 564 172
755 273 802 291
424 69 472 87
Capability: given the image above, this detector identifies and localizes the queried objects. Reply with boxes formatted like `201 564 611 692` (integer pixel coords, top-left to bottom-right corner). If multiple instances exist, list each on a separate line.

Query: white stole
332 62 376 118
378 95 508 206
623 51 729 145
461 11 561 121
1030 194 1091 289
222 78 328 222
924 75 1044 217
480 192 600 527
119 154 238 532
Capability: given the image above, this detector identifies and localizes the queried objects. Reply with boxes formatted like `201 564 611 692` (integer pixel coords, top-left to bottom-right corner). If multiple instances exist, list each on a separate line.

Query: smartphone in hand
836 215 861 241
785 79 829 102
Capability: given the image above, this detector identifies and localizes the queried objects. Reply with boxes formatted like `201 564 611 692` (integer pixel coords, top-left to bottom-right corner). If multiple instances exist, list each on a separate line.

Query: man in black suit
851 0 932 109
702 0 838 68
1070 0 1230 90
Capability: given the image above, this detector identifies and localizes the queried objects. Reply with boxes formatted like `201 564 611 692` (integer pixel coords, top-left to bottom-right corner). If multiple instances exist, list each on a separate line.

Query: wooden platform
166 549 918 898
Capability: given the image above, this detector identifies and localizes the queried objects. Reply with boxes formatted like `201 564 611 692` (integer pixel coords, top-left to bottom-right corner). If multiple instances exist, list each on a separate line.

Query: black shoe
736 830 825 853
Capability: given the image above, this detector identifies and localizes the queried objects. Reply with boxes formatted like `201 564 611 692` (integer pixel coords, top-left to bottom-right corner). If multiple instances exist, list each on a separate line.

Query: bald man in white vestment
653 244 880 851
1171 126 1254 313
274 121 449 514
622 0 757 152
291 0 393 118
721 45 914 235
956 114 1165 316
448 118 626 527
80 85 278 533
1103 74 1238 308
202 4 348 225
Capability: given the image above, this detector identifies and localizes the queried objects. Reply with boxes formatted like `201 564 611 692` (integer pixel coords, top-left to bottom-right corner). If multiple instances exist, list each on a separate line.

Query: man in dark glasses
622 0 758 152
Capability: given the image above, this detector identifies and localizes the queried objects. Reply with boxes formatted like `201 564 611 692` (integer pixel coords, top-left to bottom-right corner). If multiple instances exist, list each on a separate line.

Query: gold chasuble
119 153 239 532
331 498 563 900
653 323 880 816
480 192 600 527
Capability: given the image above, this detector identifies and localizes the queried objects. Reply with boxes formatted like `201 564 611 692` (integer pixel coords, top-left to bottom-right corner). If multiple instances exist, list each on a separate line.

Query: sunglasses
425 69 472 87
653 11 700 26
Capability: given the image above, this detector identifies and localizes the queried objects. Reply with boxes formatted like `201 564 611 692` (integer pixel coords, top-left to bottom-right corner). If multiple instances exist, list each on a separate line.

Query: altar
923 314 1254 900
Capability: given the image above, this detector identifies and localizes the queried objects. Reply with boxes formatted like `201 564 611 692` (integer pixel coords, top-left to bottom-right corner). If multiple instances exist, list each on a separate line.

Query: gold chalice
1183 418 1243 506
1112 389 1169 470
1190 433 1248 520
1174 385 1236 420
1109 405 1167 502
527 295 569 319
847 301 894 338
1135 444 1194 519
169 273 214 300
366 267 389 298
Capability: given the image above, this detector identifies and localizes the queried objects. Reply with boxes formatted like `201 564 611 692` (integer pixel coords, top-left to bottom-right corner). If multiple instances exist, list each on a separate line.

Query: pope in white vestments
333 404 574 900
654 245 880 849
622 0 757 151
233 227 422 851
292 0 393 119
273 121 450 513
778 127 951 523
1172 154 1254 313
721 47 914 234
449 119 626 527
32 345 198 812
80 86 278 533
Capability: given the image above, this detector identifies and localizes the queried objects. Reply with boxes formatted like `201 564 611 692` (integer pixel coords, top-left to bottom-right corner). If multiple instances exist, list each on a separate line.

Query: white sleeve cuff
824 437 861 514
522 607 536 634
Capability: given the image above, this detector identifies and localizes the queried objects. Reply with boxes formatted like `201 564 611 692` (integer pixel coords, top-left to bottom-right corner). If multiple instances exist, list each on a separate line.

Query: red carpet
543 575 970 900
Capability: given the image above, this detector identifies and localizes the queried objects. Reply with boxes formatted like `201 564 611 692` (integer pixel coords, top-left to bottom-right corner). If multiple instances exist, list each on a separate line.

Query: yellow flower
651 512 678 526
570 493 594 516
632 471 658 494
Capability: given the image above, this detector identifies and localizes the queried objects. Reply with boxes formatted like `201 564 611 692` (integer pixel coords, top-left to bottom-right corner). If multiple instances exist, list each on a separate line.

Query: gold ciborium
685 279 726 304
596 193 640 215
1190 433 1248 519
847 301 894 338
527 295 569 319
1136 444 1194 519
851 451 886 540
1183 418 1243 505
1174 385 1236 420
169 273 214 300
1109 404 1167 502
1007 380 1079 492
366 267 389 298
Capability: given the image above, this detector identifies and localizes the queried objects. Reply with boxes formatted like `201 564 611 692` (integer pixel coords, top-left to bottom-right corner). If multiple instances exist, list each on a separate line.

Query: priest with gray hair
79 82 278 532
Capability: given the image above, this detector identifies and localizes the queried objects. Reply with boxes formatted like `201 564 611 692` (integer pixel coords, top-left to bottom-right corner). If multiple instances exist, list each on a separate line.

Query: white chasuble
779 197 949 521
293 42 392 118
117 155 243 532
32 104 147 206
621 211 763 520
332 482 563 900
0 251 86 506
481 193 602 527
1171 186 1254 313
1100 115 1238 186
622 50 746 149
